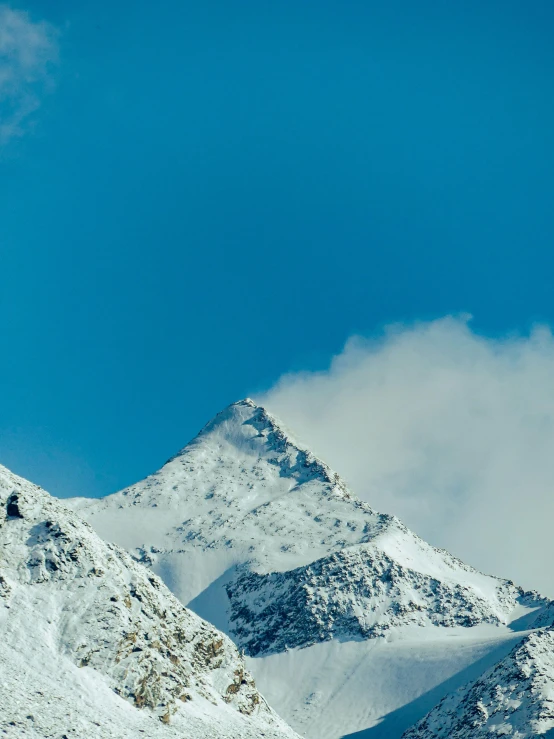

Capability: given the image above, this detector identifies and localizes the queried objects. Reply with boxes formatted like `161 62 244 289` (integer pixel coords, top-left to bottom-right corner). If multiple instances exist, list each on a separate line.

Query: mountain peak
172 397 346 494
237 397 257 406
197 397 295 442
68 403 552 739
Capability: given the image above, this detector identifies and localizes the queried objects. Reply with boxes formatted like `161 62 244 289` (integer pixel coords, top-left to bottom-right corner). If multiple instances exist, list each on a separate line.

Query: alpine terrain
0 462 301 738
70 399 554 739
403 627 554 738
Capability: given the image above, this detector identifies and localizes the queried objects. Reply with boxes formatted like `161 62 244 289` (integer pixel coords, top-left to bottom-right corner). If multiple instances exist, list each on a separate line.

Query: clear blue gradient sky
2 0 554 497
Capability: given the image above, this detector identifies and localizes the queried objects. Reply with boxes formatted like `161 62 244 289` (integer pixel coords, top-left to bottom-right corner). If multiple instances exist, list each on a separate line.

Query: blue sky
2 0 554 499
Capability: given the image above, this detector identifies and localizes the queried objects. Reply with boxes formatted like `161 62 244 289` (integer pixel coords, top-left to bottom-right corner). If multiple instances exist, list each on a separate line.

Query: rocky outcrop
226 545 537 656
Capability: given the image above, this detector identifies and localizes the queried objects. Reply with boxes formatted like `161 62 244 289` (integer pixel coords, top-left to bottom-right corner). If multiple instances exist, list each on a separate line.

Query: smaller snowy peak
224 541 541 657
402 627 554 739
0 464 300 738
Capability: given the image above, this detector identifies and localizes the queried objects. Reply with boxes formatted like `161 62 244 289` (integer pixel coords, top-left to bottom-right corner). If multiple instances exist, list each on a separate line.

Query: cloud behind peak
259 317 554 596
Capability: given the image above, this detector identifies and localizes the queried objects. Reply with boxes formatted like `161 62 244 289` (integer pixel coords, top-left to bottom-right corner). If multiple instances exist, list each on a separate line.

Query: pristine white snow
0 463 300 739
68 399 552 738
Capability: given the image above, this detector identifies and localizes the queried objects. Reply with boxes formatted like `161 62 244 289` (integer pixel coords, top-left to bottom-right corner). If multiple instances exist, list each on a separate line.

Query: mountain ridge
0 461 301 738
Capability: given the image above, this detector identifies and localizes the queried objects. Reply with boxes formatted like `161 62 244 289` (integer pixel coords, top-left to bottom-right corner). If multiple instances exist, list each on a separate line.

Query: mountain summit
71 400 551 738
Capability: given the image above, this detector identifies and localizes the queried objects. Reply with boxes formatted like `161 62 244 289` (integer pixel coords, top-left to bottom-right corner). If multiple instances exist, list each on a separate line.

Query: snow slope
0 463 300 739
403 628 554 738
248 626 535 739
69 399 550 738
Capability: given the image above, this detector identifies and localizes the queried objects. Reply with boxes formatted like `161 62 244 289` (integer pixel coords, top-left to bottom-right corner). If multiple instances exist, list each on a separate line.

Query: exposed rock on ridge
227 544 539 657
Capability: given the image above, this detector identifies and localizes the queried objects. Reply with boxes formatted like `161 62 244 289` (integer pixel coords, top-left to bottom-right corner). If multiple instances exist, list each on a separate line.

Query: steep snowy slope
0 463 300 739
403 628 554 738
70 399 549 738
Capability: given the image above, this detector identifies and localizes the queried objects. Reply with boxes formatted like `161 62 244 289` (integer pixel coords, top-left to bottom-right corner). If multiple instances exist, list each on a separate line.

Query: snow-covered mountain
0 462 300 739
403 628 554 738
69 399 552 738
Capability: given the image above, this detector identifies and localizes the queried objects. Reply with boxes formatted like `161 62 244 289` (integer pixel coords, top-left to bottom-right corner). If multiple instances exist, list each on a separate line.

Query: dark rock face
6 494 23 519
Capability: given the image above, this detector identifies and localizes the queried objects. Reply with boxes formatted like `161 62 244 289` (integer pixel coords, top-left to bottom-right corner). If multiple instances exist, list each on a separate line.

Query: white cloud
258 316 554 596
0 4 58 144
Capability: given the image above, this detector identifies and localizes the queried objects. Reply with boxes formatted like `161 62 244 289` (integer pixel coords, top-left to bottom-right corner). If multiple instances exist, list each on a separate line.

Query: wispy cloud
0 4 58 144
259 317 554 596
